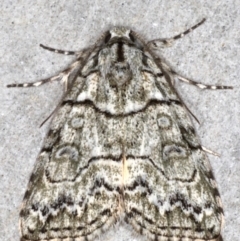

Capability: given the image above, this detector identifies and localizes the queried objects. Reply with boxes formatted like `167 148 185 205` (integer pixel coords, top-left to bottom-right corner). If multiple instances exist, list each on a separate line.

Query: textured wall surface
1 1 239 240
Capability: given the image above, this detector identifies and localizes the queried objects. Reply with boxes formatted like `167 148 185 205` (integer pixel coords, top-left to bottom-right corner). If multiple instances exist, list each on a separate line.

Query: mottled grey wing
123 68 224 241
19 74 123 241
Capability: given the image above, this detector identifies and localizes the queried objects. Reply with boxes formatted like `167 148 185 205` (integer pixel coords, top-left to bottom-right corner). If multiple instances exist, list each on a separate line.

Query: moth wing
19 74 123 241
123 61 224 241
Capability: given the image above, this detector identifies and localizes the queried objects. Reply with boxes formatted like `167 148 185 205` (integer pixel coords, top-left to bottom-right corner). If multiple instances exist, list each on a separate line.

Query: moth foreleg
147 18 206 49
7 57 82 88
175 74 233 90
40 44 81 55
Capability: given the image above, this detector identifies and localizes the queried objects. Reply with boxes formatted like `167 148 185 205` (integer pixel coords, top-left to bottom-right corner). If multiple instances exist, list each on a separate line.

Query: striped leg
155 58 233 90
175 74 233 90
7 60 80 88
40 44 81 55
147 18 206 48
7 48 91 89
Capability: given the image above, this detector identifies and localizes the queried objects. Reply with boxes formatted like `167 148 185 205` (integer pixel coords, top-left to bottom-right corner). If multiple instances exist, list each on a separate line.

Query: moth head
104 27 136 44
100 27 144 88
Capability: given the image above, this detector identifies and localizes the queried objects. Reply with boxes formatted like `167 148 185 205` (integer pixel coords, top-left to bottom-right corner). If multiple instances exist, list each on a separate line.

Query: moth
8 19 232 241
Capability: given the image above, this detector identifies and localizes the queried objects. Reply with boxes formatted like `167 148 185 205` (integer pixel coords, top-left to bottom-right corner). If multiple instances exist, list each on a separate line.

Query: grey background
1 0 239 240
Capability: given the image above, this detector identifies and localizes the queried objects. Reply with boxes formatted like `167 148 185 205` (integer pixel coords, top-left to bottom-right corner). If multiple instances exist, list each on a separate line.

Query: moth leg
154 57 232 90
201 145 220 157
7 44 95 89
175 74 233 90
156 59 232 90
147 18 206 49
39 97 71 127
7 62 78 88
40 44 81 55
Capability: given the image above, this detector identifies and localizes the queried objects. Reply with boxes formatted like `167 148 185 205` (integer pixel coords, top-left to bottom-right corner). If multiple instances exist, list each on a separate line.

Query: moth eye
129 31 135 42
104 32 112 43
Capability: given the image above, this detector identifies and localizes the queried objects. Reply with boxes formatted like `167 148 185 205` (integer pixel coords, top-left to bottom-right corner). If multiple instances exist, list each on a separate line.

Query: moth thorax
109 62 132 87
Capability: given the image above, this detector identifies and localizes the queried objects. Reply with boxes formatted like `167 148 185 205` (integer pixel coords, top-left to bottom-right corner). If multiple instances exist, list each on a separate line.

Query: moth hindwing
10 19 231 241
